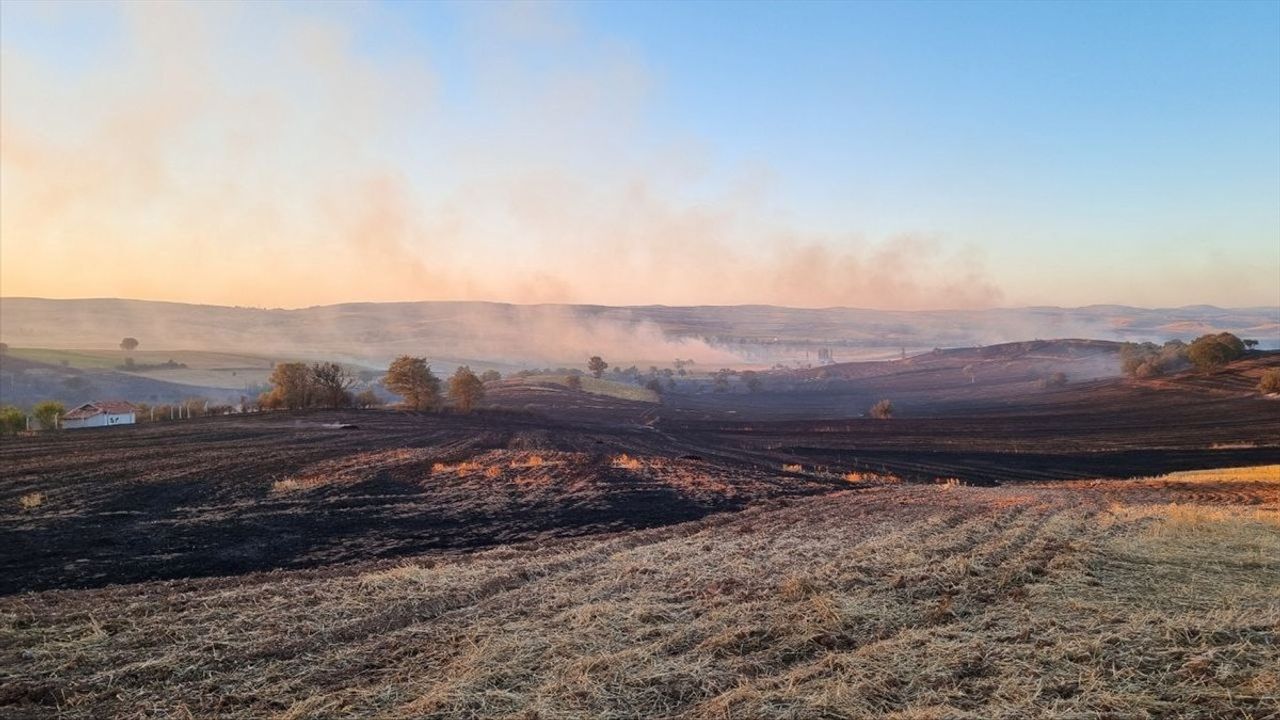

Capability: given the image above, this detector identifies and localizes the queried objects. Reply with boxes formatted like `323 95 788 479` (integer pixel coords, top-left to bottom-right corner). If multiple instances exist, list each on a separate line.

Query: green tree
448 366 485 412
0 405 24 435
383 356 441 410
1187 333 1246 372
266 362 313 409
32 400 65 430
588 356 608 379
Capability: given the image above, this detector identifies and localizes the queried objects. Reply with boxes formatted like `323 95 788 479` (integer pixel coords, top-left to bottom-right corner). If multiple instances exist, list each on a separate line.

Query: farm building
61 401 137 430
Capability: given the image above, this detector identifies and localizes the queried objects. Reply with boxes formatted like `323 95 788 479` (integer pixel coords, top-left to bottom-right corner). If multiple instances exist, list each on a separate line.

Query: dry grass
18 491 44 510
612 453 644 470
3 469 1277 719
843 471 902 485
270 478 303 494
781 463 804 473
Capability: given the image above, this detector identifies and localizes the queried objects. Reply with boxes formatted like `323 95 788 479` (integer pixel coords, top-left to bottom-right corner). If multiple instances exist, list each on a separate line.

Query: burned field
3 359 1278 596
1 351 1278 719
0 411 840 594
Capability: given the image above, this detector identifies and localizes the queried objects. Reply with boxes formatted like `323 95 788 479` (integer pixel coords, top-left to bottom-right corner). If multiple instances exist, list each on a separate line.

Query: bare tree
309 362 354 408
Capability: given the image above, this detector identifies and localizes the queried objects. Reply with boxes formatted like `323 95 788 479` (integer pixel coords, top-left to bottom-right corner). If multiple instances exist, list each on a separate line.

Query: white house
61 401 137 429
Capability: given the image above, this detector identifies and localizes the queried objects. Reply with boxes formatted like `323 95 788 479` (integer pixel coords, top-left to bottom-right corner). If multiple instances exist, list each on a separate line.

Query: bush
870 399 894 419
0 405 25 435
1259 368 1280 394
32 401 65 430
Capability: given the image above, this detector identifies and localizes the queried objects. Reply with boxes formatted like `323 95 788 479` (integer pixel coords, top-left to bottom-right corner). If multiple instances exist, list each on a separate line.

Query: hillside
0 354 244 407
2 298 1276 368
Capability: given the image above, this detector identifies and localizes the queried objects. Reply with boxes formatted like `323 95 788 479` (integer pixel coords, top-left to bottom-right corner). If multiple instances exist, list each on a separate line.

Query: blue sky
1 0 1278 308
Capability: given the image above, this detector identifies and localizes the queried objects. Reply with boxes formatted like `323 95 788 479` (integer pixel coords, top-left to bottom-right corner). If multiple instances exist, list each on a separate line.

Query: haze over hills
2 297 1277 367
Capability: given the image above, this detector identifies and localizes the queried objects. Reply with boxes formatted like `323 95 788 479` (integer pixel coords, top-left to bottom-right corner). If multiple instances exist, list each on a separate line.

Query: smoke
1 1 1004 312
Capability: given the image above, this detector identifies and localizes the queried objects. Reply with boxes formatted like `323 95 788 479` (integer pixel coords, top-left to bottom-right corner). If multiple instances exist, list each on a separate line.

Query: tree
566 374 583 391
448 366 485 412
32 400 65 430
1259 368 1280 394
869 399 894 419
1187 333 1246 372
644 377 664 395
383 356 441 410
588 356 608 378
309 362 354 408
712 369 733 393
0 405 24 435
480 370 502 383
266 362 313 410
120 337 139 352
741 370 762 392
354 388 383 408
0 342 8 355
1120 340 1190 378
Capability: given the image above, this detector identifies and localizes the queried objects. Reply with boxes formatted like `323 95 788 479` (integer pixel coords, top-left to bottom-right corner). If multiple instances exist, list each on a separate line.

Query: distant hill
1 297 1276 367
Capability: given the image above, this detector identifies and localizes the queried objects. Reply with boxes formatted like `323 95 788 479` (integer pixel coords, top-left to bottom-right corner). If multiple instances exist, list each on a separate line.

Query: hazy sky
2 0 1277 309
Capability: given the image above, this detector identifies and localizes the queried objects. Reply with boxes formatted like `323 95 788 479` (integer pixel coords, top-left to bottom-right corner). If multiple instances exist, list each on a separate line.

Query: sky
1 0 1277 310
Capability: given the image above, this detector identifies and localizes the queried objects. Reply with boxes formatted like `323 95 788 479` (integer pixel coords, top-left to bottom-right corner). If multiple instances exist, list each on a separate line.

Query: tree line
1120 332 1255 378
255 357 490 413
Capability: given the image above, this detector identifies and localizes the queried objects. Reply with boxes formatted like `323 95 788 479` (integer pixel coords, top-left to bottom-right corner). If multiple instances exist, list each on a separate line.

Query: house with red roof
61 401 137 429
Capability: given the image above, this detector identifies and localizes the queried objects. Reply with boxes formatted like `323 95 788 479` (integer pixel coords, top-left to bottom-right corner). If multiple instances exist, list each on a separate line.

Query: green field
2 348 376 390
517 374 660 403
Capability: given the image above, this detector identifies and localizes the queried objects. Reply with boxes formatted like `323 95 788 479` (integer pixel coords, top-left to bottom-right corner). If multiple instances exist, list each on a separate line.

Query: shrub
0 405 24 435
1260 368 1280 394
870 399 894 419
32 401 65 430
19 491 44 510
